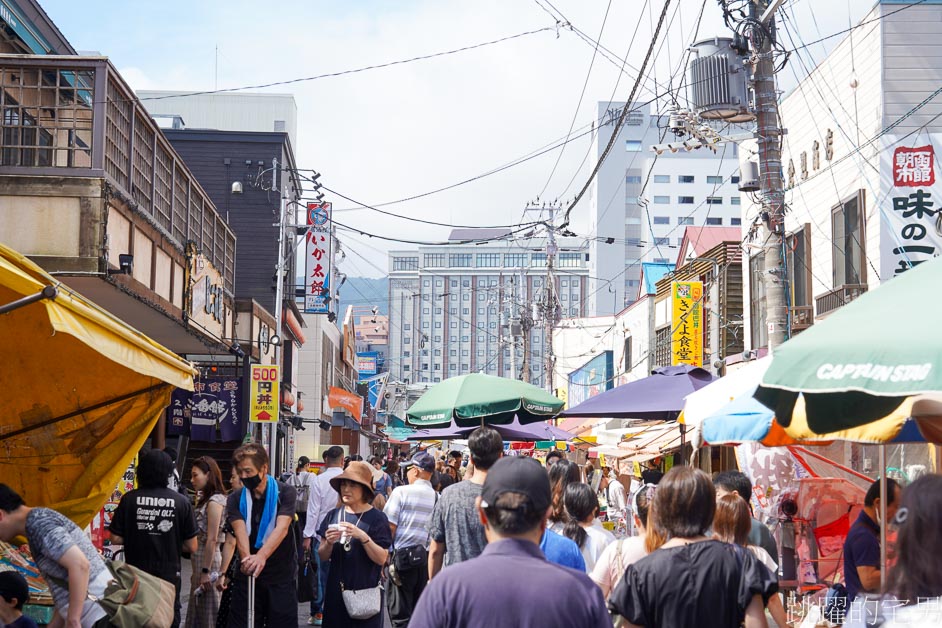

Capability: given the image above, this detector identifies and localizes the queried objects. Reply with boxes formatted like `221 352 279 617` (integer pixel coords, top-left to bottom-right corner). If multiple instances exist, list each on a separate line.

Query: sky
39 0 879 277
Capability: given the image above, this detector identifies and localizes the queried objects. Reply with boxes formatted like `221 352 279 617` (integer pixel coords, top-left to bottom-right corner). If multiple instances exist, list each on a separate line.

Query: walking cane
247 574 256 628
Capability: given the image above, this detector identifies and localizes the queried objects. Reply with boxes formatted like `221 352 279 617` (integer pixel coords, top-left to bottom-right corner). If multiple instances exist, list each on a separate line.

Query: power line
560 0 673 229
784 0 928 53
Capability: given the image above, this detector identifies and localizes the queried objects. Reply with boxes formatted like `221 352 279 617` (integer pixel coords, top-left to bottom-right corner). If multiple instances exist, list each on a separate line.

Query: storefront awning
0 244 197 528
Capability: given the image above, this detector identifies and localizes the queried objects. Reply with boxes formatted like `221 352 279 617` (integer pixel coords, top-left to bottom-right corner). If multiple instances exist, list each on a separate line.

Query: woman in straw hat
317 461 392 627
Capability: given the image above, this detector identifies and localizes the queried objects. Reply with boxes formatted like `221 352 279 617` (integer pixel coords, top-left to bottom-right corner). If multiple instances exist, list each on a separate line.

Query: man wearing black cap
410 457 609 627
385 452 438 627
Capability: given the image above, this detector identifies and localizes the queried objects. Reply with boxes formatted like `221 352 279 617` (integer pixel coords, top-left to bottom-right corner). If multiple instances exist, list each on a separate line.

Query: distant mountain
337 277 389 316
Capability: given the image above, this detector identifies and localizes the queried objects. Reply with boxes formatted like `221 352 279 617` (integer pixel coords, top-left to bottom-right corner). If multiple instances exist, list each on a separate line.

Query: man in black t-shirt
226 443 298 627
110 449 198 628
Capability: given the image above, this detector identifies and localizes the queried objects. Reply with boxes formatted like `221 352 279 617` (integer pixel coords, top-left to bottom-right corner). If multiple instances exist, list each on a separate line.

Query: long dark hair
549 459 582 524
713 494 751 546
562 483 597 549
192 456 226 508
888 474 942 603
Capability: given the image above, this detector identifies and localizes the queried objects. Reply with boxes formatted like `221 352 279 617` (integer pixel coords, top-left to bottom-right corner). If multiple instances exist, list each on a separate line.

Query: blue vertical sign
304 202 332 314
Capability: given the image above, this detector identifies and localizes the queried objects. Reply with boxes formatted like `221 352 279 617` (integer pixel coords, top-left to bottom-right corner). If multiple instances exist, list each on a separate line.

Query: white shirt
607 479 627 512
581 519 616 573
303 466 343 539
384 479 437 550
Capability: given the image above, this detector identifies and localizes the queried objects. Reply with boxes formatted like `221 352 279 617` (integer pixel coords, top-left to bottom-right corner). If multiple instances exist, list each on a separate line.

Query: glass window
462 293 469 301
731 217 742 226
626 237 641 247
626 175 642 184
423 279 430 287
679 175 695 183
654 257 670 264
463 308 470 315
461 335 469 342
653 174 670 184
679 196 694 204
434 321 442 328
449 254 472 267
435 308 442 314
626 217 642 225
462 280 470 287
678 216 693 225
450 321 458 328
558 252 581 268
449 308 457 315
504 253 528 267
392 257 418 271
653 216 670 225
706 196 723 205
477 253 500 267
435 279 442 287
706 175 724 184
706 217 723 226
451 280 458 288
653 196 670 204
731 175 741 184
625 140 642 152
531 253 547 267
654 237 669 245
832 191 865 286
424 253 445 267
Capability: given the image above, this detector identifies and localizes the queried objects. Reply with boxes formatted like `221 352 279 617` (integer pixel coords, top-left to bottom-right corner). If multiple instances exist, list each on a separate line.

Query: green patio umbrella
406 373 564 427
756 255 942 434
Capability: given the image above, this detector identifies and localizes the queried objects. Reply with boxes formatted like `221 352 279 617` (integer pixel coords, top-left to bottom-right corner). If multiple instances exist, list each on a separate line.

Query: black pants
386 560 428 628
227 578 298 628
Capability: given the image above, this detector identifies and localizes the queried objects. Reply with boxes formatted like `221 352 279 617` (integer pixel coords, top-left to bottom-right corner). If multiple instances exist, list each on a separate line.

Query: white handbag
341 582 383 620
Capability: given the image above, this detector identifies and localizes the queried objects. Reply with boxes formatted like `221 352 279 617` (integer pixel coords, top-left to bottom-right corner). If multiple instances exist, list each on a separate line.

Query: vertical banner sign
881 134 942 279
671 281 703 367
250 365 280 423
305 202 333 314
190 377 243 442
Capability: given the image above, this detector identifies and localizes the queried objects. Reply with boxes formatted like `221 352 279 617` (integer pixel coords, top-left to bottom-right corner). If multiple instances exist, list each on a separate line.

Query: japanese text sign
250 365 280 423
882 135 942 278
304 202 333 314
671 281 703 368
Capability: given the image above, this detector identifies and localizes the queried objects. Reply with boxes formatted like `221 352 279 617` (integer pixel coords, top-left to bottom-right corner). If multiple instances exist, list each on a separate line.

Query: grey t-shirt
26 508 109 624
428 480 486 568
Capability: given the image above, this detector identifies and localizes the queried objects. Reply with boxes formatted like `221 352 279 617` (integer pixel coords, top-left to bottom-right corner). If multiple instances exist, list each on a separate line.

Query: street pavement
179 556 393 627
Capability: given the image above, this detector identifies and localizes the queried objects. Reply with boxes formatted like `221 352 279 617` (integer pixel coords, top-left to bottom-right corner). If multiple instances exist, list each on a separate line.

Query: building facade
589 101 742 315
388 231 590 388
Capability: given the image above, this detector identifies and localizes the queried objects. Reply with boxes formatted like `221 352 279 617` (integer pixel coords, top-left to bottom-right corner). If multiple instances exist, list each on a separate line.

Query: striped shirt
384 479 437 550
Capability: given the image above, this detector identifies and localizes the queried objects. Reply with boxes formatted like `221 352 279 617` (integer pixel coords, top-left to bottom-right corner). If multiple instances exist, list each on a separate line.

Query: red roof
675 226 742 266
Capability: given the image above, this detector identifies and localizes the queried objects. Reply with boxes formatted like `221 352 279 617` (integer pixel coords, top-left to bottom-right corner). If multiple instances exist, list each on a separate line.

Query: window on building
678 216 693 225
433 377 440 382
706 217 723 226
679 196 694 204
731 197 741 206
424 253 445 267
654 326 671 367
731 175 741 184
449 307 457 315
462 280 470 287
559 252 582 267
434 321 442 328
625 140 642 152
731 217 742 226
403 350 411 357
450 349 457 356
434 364 442 370
463 308 470 315
404 337 412 345
626 175 643 184
504 253 528 267
623 336 633 370
654 237 669 245
403 365 411 371
654 196 670 204
653 258 670 264
626 237 641 247
435 279 442 287
750 252 767 349
478 293 486 302
450 280 458 288
477 253 500 267
706 175 724 184
462 293 469 301
832 191 866 287
787 224 813 310
461 335 469 342
654 174 670 184
403 323 411 330
531 253 547 267
560 293 568 301
450 254 472 267
626 217 642 225
653 216 670 225
423 279 430 287
421 363 429 370
435 308 442 314
450 321 457 328
434 335 441 342
434 349 442 356
706 197 723 205
392 257 418 271
679 175 695 183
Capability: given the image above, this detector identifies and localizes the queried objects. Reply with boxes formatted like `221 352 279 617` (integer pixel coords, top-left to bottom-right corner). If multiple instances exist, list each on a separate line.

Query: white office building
387 230 590 388
588 101 742 315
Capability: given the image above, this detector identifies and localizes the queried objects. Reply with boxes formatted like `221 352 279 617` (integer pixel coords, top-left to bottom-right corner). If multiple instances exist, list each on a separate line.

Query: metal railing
0 54 235 292
815 284 868 318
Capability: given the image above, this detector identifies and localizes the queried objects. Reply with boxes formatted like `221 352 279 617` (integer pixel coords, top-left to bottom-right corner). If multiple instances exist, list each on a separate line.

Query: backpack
295 473 311 514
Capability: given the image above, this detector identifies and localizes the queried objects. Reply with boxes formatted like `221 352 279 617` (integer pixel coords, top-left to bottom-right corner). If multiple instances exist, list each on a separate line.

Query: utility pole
544 204 558 393
271 157 286 469
752 0 788 349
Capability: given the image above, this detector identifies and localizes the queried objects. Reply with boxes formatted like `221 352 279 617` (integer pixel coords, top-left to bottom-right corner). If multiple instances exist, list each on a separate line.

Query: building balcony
0 54 234 291
790 305 814 332
815 284 868 318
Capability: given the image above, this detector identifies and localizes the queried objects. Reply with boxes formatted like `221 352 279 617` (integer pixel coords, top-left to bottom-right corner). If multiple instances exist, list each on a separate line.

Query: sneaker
307 614 323 626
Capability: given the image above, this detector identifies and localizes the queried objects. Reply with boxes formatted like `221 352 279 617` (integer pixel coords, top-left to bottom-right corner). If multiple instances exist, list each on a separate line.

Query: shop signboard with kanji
881 134 942 279
305 202 333 314
250 365 280 423
670 281 703 367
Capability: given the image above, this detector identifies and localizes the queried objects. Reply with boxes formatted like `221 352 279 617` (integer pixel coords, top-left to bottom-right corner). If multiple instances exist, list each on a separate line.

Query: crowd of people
1 434 941 627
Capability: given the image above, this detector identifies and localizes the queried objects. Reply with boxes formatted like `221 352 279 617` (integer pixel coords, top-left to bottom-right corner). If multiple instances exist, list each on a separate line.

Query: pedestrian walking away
184 456 227 628
714 470 779 567
0 484 112 627
316 461 392 628
385 452 438 627
608 466 778 628
303 445 345 626
109 449 198 628
410 456 610 628
427 427 503 578
225 443 299 628
591 483 654 600
562 483 615 572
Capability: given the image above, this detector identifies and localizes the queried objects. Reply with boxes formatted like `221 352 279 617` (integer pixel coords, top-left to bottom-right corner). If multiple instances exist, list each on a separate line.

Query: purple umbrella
405 416 574 442
560 364 716 420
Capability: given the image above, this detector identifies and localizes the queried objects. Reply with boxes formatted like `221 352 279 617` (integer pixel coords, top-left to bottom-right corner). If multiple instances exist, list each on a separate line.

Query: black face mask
242 474 263 491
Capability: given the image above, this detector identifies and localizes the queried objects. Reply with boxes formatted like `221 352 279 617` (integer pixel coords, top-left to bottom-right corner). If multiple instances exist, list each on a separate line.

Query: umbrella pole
679 423 686 467
879 444 887 591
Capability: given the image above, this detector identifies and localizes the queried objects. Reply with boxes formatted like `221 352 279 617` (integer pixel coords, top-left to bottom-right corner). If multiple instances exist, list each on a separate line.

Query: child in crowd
0 571 39 628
